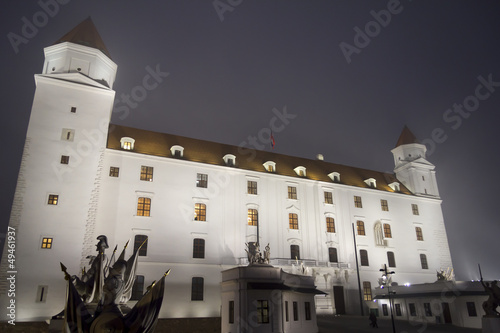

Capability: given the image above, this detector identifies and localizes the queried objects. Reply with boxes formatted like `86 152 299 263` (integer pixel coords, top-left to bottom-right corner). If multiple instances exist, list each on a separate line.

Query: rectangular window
354 196 362 208
197 173 208 188
60 155 69 164
70 106 77 113
324 191 333 204
109 166 119 177
137 197 151 216
382 304 388 316
466 302 477 317
412 204 419 215
247 181 257 195
257 300 270 324
41 237 53 249
36 285 48 303
191 277 204 301
140 166 154 181
420 254 428 269
357 221 365 235
409 303 417 316
61 128 75 141
229 301 235 323
360 249 369 266
285 301 289 322
194 203 206 221
248 209 258 226
395 304 402 316
48 194 59 205
363 281 372 301
387 251 396 268
305 302 311 320
193 238 205 258
383 223 392 238
415 227 424 241
123 141 132 150
289 213 299 229
134 235 148 256
293 301 299 321
290 245 300 260
288 186 297 199
131 275 144 300
424 303 432 317
381 199 389 211
326 217 335 233
329 247 338 263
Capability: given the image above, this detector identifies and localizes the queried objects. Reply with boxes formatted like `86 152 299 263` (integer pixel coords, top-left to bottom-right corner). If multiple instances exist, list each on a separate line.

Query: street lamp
380 264 396 333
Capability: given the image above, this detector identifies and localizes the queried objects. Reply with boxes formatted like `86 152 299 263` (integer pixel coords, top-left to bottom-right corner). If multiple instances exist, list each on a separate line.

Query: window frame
326 217 335 233
412 204 419 215
191 277 204 301
256 300 270 324
381 199 389 211
387 251 396 268
288 186 297 199
47 194 59 205
109 166 120 177
193 238 205 259
324 191 333 204
290 244 300 260
289 213 299 229
360 249 369 266
356 221 365 236
305 302 312 321
247 208 258 226
137 197 151 217
197 173 208 188
194 203 207 221
131 275 144 300
328 247 338 263
420 253 428 269
415 227 424 241
354 195 362 208
383 223 392 238
134 235 148 256
60 155 69 164
247 180 258 195
363 281 372 301
140 166 154 182
293 301 299 321
41 237 53 249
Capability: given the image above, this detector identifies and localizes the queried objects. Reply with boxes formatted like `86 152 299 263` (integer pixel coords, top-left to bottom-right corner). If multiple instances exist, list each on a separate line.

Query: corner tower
391 126 440 197
0 18 117 320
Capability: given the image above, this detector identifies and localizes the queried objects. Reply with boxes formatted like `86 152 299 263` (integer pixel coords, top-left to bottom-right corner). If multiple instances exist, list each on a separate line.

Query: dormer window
263 161 276 173
170 145 184 158
364 178 376 189
389 182 400 192
294 166 306 177
223 154 236 167
328 172 340 183
120 137 135 151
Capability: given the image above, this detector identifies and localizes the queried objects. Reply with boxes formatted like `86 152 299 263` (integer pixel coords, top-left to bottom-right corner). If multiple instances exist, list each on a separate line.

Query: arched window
374 222 384 246
420 254 428 269
356 221 365 235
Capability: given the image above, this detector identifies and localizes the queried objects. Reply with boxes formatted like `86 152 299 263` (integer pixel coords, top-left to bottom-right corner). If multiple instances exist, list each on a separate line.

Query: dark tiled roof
54 17 111 58
107 124 412 195
395 126 419 147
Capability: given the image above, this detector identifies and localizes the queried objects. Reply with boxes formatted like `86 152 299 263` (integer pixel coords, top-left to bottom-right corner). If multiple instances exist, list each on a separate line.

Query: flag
271 132 275 149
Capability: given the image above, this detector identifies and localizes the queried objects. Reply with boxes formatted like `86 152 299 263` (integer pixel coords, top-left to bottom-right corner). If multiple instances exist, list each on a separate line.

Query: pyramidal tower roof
395 126 419 147
54 17 111 58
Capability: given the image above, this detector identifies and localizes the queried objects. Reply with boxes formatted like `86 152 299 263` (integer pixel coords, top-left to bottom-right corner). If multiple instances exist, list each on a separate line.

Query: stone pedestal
482 317 500 333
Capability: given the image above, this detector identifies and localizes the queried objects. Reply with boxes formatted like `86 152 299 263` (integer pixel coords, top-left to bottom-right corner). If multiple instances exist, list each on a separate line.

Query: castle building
0 19 453 323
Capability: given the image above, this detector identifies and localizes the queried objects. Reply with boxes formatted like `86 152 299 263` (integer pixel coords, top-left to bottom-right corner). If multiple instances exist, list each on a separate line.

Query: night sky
1 1 499 281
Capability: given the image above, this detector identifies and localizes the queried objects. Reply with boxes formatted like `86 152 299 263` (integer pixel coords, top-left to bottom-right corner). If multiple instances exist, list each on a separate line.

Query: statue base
482 317 500 333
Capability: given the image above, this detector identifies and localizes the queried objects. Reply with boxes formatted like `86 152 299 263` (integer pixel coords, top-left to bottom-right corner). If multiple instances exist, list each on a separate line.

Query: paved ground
317 315 481 333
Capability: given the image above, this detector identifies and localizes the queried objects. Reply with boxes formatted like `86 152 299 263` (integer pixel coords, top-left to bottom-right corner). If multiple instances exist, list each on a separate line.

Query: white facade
0 20 453 323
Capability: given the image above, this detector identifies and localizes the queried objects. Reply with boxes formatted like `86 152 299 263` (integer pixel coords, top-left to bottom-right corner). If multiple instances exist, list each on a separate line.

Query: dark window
395 304 402 316
60 155 69 164
137 197 151 216
174 149 182 158
329 247 338 263
382 304 388 316
424 303 432 317
193 238 205 258
109 166 119 177
357 221 365 235
48 194 59 205
285 301 289 322
191 277 204 301
290 245 300 260
360 249 369 266
134 235 148 256
70 106 77 113
41 237 53 249
412 204 419 215
416 227 424 241
354 196 362 208
197 173 208 188
288 186 297 199
326 217 335 233
420 254 428 269
305 302 311 320
466 302 477 317
131 275 144 300
409 303 417 316
257 300 270 324
247 181 257 195
229 301 235 323
140 166 153 181
381 199 389 211
324 191 333 204
387 251 396 268
248 209 258 226
383 223 392 238
194 203 206 221
363 281 372 301
289 213 299 229
293 301 299 321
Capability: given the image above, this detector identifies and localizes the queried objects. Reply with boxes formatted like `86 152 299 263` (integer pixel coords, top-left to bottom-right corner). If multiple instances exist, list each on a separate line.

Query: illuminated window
48 194 59 205
293 301 299 321
140 166 153 181
41 237 53 249
326 217 335 233
229 301 235 323
387 251 396 267
197 173 208 188
354 196 362 208
123 141 131 150
137 197 151 216
363 281 372 301
247 181 257 195
305 302 311 321
288 186 297 199
383 224 392 238
356 221 365 235
263 161 276 172
248 209 258 226
191 277 204 301
290 245 300 260
131 275 144 300
134 235 148 256
109 166 119 177
412 204 419 215
193 238 205 258
415 227 424 241
60 155 69 164
420 254 428 269
257 300 270 324
120 137 135 150
289 213 299 229
360 249 369 266
294 166 306 177
195 203 206 221
328 247 338 263
324 191 333 204
381 199 389 211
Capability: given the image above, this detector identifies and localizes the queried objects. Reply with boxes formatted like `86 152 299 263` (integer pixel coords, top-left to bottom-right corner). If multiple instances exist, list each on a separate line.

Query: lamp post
380 264 396 333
